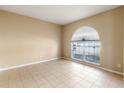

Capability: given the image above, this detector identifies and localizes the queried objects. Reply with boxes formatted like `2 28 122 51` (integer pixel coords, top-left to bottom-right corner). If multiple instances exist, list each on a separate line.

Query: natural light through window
71 26 101 64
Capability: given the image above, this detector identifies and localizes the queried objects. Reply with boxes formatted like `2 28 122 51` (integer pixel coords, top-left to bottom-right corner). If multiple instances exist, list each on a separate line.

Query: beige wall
62 7 124 73
0 10 62 69
123 9 124 74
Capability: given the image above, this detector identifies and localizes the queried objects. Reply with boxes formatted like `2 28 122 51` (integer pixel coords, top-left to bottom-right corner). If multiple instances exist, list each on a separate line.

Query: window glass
71 27 100 64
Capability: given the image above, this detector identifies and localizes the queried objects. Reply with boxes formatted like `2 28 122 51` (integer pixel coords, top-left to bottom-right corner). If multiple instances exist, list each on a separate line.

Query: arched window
71 26 100 64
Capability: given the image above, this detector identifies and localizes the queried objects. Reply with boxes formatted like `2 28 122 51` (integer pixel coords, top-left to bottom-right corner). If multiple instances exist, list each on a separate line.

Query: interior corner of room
0 5 123 88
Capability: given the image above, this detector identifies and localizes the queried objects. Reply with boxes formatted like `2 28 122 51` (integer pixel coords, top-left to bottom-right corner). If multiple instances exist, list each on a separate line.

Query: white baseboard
62 57 123 76
98 67 123 75
0 57 61 72
0 57 123 76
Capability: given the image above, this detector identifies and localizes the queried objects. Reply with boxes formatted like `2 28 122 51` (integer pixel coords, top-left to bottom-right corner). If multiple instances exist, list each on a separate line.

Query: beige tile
9 79 23 88
0 59 123 88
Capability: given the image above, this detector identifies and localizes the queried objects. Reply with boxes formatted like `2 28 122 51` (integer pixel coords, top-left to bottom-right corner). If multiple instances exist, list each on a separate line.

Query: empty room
0 5 123 88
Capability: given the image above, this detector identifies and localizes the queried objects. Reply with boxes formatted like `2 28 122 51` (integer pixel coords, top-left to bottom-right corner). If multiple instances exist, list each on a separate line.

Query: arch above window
72 26 99 41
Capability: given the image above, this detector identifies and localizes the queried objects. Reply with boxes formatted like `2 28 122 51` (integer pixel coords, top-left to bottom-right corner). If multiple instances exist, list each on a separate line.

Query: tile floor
0 59 123 88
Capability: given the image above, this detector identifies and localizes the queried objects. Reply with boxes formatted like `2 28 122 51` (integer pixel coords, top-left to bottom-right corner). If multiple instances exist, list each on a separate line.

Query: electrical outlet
117 64 121 68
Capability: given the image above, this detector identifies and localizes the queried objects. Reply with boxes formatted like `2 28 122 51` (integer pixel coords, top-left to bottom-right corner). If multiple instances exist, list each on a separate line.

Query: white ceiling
0 5 121 25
